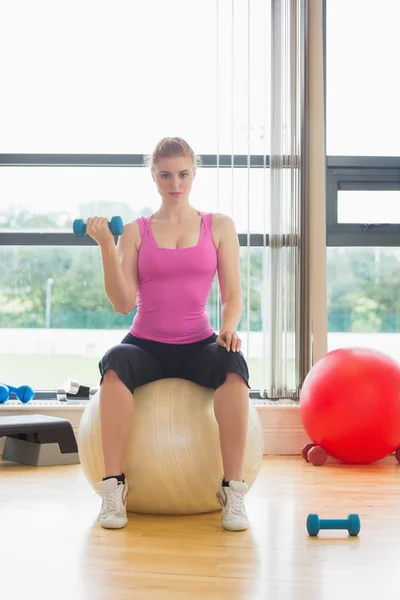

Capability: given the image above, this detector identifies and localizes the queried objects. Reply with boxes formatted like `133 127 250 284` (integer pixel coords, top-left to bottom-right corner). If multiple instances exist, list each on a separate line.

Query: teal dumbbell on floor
307 514 360 536
73 216 124 238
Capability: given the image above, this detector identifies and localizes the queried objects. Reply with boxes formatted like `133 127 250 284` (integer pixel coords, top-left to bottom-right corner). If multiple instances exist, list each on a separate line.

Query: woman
88 137 251 532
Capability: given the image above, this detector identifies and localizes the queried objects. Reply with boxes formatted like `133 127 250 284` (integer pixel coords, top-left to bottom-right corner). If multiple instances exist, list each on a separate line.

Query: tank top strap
136 216 152 243
199 212 213 242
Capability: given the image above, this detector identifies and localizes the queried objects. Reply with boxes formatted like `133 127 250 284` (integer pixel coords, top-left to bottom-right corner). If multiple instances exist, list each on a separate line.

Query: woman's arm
89 219 139 315
213 214 243 351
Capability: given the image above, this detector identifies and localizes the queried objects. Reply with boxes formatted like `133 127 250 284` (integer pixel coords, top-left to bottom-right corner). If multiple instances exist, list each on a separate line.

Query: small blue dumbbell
0 385 9 403
0 384 35 404
307 514 361 537
73 216 124 238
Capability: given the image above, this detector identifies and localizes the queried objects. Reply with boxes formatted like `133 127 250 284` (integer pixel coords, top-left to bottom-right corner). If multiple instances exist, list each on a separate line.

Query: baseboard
0 401 309 457
256 403 310 454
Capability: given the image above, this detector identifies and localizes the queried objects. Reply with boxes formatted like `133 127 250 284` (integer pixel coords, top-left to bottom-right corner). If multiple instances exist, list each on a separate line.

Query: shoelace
228 491 246 515
96 483 122 513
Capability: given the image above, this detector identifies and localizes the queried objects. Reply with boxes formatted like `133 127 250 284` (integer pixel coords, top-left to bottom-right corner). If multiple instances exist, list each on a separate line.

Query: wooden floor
1 456 400 600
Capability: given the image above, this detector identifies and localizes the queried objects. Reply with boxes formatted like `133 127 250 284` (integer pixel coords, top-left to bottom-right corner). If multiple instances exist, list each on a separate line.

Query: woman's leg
179 343 250 482
98 343 164 478
96 343 164 529
179 343 251 530
100 369 135 478
213 372 249 483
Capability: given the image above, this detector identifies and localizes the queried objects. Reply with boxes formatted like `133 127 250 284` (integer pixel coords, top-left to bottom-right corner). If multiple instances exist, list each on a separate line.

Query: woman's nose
170 177 181 189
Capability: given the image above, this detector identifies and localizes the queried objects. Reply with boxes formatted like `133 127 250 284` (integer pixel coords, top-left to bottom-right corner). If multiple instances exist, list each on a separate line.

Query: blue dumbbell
0 385 10 403
307 514 360 537
73 216 124 238
0 384 35 403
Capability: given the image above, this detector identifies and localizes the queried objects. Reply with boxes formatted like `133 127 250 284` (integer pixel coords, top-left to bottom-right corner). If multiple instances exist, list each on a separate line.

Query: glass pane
1 0 270 155
327 247 400 363
0 246 266 391
338 190 400 224
327 0 400 155
0 246 117 390
0 166 269 234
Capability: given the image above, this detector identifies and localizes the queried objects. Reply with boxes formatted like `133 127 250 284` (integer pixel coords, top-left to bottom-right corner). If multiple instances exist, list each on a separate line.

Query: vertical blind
268 0 309 398
216 0 309 398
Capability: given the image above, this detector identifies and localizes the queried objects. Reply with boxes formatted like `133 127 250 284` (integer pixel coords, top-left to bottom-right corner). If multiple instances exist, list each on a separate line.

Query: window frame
326 157 400 247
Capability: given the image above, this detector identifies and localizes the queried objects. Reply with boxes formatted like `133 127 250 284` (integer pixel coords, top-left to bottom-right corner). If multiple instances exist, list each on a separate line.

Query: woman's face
152 156 196 203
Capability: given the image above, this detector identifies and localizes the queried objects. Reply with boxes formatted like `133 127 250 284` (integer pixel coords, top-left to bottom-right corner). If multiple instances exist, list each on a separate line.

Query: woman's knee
224 372 245 384
99 342 163 393
99 343 139 377
214 346 247 368
102 369 121 383
102 343 133 363
214 349 250 388
99 344 137 392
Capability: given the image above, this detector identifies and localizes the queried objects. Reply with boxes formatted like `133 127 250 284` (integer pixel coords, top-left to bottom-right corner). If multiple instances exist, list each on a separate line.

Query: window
1 244 267 391
327 247 400 362
1 0 272 396
0 160 269 394
0 0 270 155
326 0 400 363
0 165 269 234
338 190 400 225
326 161 400 246
326 0 400 156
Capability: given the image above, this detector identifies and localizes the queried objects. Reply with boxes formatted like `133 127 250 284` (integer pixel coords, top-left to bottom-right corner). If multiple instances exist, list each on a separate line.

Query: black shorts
99 332 250 393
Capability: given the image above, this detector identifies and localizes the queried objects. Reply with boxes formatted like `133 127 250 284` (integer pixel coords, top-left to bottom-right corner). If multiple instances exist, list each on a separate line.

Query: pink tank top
130 212 217 344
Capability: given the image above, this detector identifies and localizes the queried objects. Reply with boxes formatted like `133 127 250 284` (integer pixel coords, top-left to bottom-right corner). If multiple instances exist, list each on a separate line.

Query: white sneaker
97 477 128 529
216 479 249 531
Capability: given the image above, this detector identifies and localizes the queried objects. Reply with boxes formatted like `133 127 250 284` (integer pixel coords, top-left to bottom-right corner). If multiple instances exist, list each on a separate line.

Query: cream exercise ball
78 378 263 515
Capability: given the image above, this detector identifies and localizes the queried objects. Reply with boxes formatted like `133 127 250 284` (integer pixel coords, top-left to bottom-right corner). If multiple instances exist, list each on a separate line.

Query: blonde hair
145 137 202 170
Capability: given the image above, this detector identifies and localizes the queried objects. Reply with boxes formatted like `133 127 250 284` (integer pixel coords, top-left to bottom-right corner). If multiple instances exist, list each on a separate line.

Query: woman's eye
160 172 188 179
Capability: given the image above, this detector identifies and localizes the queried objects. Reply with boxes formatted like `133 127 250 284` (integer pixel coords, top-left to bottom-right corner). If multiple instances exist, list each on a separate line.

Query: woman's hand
216 329 242 352
86 217 115 246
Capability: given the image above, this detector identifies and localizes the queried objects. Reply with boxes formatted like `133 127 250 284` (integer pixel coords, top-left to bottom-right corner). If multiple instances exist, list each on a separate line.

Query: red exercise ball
300 347 400 464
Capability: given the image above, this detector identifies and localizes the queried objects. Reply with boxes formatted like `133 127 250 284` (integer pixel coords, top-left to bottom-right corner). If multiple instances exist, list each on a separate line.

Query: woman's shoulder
209 212 235 230
123 218 147 243
207 213 237 248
